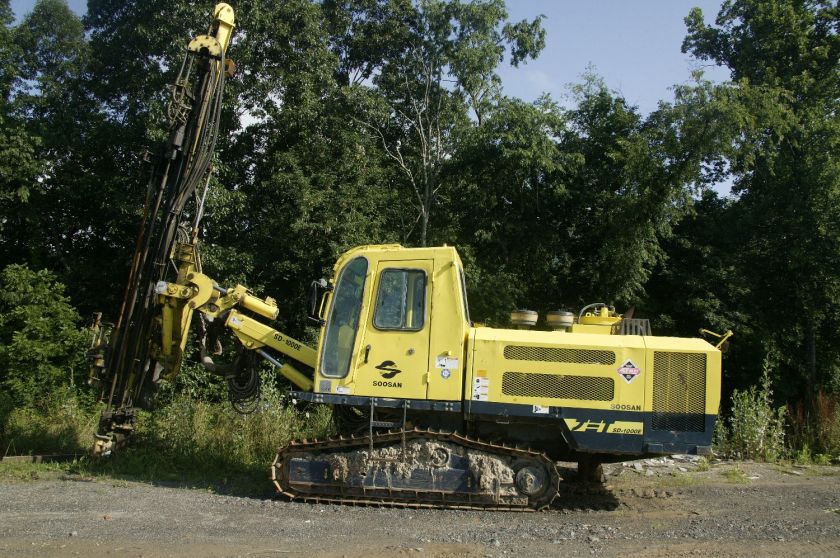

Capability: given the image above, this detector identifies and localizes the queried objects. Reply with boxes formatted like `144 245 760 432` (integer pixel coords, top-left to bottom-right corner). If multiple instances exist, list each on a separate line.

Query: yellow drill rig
89 3 731 510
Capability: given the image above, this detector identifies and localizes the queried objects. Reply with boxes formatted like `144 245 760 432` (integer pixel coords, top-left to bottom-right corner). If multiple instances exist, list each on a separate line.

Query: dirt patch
1 460 839 557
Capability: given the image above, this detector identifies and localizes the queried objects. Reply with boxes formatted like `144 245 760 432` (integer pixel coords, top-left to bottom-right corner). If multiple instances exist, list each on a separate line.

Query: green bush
101 373 335 493
718 354 786 461
1 388 99 454
0 264 88 408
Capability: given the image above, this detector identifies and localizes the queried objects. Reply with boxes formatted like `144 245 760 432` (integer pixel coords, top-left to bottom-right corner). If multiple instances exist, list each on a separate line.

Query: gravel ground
1 460 839 557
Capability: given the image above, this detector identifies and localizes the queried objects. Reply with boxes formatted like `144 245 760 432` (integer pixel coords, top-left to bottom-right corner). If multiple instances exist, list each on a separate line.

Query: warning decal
617 359 642 384
472 377 489 401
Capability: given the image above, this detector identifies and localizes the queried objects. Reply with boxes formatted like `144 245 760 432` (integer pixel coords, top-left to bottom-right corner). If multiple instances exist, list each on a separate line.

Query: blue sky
500 1 730 113
10 0 730 114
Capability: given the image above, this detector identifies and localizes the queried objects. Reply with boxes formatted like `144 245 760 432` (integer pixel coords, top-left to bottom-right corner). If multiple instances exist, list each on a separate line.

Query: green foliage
680 0 840 401
790 444 832 465
0 381 332 496
450 96 567 320
0 0 126 316
0 0 44 208
159 359 229 404
721 465 749 484
718 355 787 462
793 444 813 465
1 388 98 455
336 0 546 246
813 393 840 458
0 0 15 91
712 414 730 456
0 264 87 408
683 1 839 92
104 376 334 494
813 453 833 466
143 373 332 468
12 0 88 120
0 113 42 203
556 74 694 306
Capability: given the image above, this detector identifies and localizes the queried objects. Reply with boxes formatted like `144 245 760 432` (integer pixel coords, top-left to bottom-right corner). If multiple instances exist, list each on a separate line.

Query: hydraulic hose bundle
91 4 235 452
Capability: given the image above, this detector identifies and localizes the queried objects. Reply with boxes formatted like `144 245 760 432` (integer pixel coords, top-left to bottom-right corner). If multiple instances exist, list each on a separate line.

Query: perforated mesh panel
503 345 616 365
652 352 707 432
501 372 614 401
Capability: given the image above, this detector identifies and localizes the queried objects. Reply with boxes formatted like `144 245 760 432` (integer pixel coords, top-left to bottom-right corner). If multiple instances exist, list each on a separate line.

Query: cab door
353 260 433 399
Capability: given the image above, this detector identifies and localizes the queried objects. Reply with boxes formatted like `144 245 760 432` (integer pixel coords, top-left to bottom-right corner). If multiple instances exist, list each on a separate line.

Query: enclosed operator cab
314 245 470 402
299 244 721 461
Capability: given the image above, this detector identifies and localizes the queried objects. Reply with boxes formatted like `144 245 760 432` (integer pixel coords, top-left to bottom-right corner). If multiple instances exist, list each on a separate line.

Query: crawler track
272 428 561 511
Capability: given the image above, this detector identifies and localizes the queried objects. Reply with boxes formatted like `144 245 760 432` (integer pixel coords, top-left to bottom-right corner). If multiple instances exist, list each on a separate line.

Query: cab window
321 257 368 378
373 269 425 330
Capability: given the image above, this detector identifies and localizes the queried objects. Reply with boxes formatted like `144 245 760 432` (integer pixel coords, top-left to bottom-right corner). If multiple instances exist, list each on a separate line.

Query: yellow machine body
312 245 469 401
148 244 721 457
300 245 721 456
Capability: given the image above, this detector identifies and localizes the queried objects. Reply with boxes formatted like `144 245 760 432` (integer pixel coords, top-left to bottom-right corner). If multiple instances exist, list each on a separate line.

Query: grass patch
1 379 335 497
1 393 100 456
660 471 701 488
0 460 69 482
0 455 97 483
721 466 749 484
805 465 840 477
89 393 335 497
775 462 796 475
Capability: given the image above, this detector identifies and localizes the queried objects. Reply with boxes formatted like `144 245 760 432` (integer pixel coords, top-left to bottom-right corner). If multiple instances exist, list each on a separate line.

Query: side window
321 257 368 378
373 269 426 330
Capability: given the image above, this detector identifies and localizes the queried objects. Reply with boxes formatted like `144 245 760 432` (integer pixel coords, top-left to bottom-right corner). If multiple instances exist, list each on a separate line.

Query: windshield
320 257 368 379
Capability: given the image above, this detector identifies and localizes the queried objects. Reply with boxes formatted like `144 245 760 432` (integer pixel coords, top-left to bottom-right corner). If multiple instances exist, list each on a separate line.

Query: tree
641 190 763 392
553 74 730 309
683 0 840 397
334 0 545 246
447 95 567 323
0 0 105 312
0 0 43 206
0 264 87 407
191 0 403 338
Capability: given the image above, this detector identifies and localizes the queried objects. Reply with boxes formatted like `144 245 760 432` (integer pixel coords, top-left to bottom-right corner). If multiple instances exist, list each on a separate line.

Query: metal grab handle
364 344 371 363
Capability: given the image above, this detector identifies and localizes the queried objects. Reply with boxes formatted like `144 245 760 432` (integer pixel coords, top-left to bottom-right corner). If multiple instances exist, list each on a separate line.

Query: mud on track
1 460 839 557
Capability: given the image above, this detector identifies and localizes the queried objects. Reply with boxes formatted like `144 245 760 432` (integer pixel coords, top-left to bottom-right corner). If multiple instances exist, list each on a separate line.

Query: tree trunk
806 321 817 405
420 208 428 247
